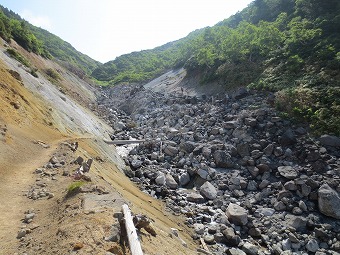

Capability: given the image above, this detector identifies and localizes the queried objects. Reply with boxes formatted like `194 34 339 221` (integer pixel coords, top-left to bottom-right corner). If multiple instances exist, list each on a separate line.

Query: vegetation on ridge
92 0 340 135
0 5 100 76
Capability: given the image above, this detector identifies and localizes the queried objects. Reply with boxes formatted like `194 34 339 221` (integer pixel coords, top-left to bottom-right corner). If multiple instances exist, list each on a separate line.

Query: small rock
226 248 247 255
263 144 274 156
194 223 205 235
279 129 296 146
203 234 215 244
164 146 178 157
237 143 250 157
285 215 307 232
248 228 261 237
73 242 84 250
25 213 35 222
49 156 59 164
259 180 270 189
213 150 233 168
187 193 205 203
17 229 26 239
306 239 319 253
131 159 142 169
274 201 286 211
47 192 55 199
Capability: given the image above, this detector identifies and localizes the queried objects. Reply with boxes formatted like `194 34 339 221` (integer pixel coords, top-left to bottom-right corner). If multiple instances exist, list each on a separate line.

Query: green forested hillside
0 5 100 76
29 26 100 77
91 30 202 85
93 0 340 135
93 0 340 87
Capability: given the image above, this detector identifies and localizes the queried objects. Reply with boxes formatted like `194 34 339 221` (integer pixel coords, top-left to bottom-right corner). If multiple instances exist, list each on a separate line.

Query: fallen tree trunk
122 204 143 255
104 139 145 145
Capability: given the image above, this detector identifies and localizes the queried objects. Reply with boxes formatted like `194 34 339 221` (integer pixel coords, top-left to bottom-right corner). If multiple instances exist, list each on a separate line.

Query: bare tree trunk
122 204 143 255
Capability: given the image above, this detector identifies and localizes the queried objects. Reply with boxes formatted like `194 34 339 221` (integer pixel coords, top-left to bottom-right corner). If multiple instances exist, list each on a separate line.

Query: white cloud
19 10 52 29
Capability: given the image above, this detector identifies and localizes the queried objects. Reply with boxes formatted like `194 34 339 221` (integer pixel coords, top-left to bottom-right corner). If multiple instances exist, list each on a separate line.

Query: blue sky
0 0 253 63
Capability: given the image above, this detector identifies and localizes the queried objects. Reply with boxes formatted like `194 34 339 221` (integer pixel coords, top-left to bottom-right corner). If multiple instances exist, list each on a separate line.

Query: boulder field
97 84 340 255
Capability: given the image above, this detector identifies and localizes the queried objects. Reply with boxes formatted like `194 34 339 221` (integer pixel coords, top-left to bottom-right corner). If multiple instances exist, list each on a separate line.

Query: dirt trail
0 123 64 253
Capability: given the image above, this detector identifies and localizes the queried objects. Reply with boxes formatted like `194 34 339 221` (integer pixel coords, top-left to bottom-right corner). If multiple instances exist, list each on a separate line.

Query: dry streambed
98 84 340 255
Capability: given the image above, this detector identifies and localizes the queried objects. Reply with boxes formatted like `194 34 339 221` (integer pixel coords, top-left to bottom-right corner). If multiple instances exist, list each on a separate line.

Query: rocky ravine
97 83 340 255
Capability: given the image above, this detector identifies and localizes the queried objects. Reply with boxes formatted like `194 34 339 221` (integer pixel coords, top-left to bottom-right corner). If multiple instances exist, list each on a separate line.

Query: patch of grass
44 68 61 83
6 48 31 67
30 68 38 78
66 181 86 197
6 48 40 78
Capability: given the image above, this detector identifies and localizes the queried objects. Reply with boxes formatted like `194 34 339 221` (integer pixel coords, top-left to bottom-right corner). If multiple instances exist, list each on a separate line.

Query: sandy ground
0 41 198 254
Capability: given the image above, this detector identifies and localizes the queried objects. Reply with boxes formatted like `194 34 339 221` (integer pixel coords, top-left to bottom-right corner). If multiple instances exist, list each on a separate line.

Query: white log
104 139 145 145
122 204 143 255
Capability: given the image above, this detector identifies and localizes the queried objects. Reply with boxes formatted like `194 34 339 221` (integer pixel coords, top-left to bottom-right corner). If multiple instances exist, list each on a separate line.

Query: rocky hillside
97 81 340 255
92 0 340 136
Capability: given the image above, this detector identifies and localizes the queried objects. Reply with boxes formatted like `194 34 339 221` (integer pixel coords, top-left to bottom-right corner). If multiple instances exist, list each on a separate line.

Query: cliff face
0 39 196 254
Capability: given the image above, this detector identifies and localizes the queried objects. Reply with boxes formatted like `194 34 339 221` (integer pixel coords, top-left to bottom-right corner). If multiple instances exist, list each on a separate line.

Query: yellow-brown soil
0 45 197 255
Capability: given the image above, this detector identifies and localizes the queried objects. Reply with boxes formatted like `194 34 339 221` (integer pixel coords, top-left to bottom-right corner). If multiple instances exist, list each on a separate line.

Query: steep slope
0 39 197 254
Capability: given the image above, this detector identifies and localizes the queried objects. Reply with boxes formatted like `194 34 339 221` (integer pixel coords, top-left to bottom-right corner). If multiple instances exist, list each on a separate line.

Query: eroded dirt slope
0 41 197 254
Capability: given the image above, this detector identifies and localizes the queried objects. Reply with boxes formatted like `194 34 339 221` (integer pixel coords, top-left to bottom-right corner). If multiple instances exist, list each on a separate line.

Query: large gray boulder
197 166 216 180
179 172 190 186
279 129 296 146
200 181 217 200
164 146 178 157
165 174 178 189
226 203 248 226
319 135 340 147
232 87 248 100
277 166 298 179
318 184 340 219
155 172 166 185
180 141 196 153
213 150 233 168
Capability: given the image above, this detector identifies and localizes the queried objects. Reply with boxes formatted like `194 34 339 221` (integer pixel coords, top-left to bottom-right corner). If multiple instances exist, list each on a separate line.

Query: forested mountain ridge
93 0 340 87
0 5 100 76
93 0 340 135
